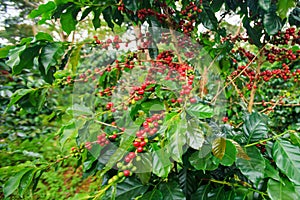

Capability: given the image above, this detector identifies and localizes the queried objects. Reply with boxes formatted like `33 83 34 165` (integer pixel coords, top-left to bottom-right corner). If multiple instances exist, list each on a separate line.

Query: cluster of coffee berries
271 27 300 45
97 133 110 146
264 48 299 63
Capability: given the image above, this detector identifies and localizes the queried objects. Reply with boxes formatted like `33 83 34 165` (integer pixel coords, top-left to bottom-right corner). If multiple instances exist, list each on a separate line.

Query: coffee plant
1 0 300 199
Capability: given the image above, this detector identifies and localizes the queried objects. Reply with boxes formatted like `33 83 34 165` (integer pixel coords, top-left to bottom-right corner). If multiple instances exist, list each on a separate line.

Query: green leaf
6 45 26 69
277 0 296 19
142 189 163 200
212 137 226 159
191 185 210 200
40 43 63 74
0 45 14 59
102 7 114 30
61 5 80 34
220 140 237 166
5 88 35 112
92 8 101 30
290 131 300 147
152 149 172 177
178 168 197 198
264 159 280 181
28 1 56 18
267 178 299 200
186 119 205 150
186 103 213 119
168 119 187 162
236 146 265 186
123 0 138 12
136 172 151 185
272 139 300 185
189 152 218 170
243 112 268 143
19 169 37 197
113 8 124 26
200 1 218 30
243 18 262 47
258 0 271 11
114 177 149 199
3 168 32 198
158 180 186 200
263 12 283 35
9 45 42 75
289 7 300 26
68 44 83 73
228 139 250 160
34 32 54 41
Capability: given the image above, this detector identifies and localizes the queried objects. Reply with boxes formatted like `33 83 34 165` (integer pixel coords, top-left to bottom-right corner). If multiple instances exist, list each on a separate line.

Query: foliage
1 0 300 199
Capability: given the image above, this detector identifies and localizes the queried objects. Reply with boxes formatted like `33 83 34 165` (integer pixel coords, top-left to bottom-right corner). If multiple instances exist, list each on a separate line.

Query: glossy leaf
40 43 63 74
263 12 283 35
277 0 296 19
34 32 54 41
189 152 218 171
142 189 163 200
3 168 32 197
186 119 205 150
158 180 186 200
243 112 268 143
6 45 26 70
114 177 149 199
220 140 237 166
236 146 265 186
178 168 197 198
212 137 226 159
152 149 172 177
18 169 37 197
264 159 280 181
289 7 300 26
272 139 300 185
168 119 187 162
200 1 218 30
186 103 213 119
267 178 299 200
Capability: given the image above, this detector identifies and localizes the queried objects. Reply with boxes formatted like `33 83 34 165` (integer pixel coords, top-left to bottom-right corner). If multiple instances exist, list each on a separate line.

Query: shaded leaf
191 185 210 200
178 168 197 198
289 7 300 26
264 159 280 181
273 139 300 185
102 7 114 30
236 146 265 186
40 43 63 74
92 8 101 30
263 12 283 35
142 189 163 200
158 180 186 200
212 137 226 159
258 0 271 11
5 88 35 112
114 177 149 199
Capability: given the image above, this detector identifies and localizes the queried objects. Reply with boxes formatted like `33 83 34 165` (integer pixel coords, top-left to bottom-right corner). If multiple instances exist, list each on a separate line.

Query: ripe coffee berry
123 170 131 177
